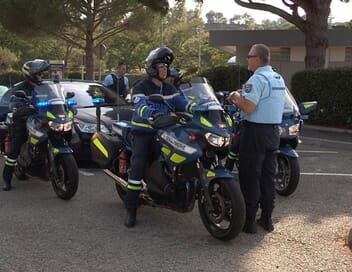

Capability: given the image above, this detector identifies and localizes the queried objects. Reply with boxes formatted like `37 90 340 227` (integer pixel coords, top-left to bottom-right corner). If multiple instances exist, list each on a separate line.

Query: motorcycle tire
198 178 245 241
14 165 28 180
51 154 79 200
275 155 300 196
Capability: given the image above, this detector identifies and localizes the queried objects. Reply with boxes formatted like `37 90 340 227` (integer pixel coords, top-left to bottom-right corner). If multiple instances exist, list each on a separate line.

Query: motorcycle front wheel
275 154 300 196
198 178 245 241
51 154 79 200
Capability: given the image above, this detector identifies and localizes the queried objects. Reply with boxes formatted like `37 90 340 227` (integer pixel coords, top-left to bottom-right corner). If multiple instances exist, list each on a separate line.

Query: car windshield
59 82 127 107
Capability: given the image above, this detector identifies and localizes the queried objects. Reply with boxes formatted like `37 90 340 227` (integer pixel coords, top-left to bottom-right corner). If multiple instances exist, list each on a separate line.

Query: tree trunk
304 1 331 69
85 33 94 80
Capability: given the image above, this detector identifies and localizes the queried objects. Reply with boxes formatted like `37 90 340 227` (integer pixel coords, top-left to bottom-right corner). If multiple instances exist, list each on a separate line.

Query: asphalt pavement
0 126 351 272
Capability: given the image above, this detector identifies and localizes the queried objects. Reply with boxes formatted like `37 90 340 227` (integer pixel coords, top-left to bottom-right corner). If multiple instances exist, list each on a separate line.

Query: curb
304 124 352 135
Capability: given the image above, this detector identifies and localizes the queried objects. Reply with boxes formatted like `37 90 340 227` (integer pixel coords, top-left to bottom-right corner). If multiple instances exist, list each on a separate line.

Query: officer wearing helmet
2 59 50 191
124 47 195 228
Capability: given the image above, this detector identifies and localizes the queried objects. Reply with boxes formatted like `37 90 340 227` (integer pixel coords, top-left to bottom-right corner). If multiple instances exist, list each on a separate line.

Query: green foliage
0 47 18 73
195 65 251 92
291 68 352 128
0 71 22 86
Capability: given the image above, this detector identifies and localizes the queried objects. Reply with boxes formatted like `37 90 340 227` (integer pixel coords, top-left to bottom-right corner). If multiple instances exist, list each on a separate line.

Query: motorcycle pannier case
90 132 123 168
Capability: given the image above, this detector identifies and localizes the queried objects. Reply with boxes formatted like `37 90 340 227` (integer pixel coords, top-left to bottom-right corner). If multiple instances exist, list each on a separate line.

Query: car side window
0 90 14 106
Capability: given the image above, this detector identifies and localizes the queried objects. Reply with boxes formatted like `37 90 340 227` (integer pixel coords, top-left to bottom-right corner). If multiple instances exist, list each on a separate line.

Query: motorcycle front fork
196 160 215 212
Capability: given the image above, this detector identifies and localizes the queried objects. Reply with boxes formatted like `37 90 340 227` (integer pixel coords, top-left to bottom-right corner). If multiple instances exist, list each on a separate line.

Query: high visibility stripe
227 154 237 160
6 158 16 163
46 112 56 119
200 116 213 128
5 161 16 166
131 121 152 128
128 179 142 185
206 171 215 177
138 105 148 117
127 184 142 191
170 153 186 164
92 138 109 158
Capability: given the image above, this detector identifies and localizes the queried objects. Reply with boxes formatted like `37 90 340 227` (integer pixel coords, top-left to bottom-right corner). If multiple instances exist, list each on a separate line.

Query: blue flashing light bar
67 99 77 106
36 100 49 107
92 97 105 105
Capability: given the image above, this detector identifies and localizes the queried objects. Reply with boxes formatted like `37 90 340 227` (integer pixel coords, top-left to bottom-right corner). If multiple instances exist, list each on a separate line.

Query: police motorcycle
90 81 246 241
7 83 79 200
219 88 317 196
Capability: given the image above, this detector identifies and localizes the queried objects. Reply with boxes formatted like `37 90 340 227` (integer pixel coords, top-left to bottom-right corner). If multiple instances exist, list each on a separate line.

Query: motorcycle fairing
278 146 299 158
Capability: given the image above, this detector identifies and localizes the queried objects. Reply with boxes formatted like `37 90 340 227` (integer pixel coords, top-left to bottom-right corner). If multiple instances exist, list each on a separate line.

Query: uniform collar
254 65 272 74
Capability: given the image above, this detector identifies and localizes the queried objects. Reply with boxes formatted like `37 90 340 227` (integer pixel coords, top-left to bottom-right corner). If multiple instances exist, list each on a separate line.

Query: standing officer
124 47 195 228
2 59 50 191
103 62 129 100
228 44 286 233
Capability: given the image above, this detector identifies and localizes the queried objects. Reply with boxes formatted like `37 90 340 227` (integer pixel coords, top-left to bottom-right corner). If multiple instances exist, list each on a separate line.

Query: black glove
151 111 164 121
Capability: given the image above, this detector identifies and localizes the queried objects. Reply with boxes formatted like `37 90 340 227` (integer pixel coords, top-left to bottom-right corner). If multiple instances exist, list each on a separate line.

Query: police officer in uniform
124 47 195 228
103 62 129 100
228 44 286 233
2 59 50 191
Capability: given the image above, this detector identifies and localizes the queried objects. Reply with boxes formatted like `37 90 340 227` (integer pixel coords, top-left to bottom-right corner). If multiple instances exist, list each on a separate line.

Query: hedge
291 67 352 128
196 65 251 93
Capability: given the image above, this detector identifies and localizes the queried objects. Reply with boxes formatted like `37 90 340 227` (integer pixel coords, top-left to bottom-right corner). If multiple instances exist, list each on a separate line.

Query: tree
232 0 350 69
206 11 227 24
0 47 18 73
229 13 256 29
0 0 170 80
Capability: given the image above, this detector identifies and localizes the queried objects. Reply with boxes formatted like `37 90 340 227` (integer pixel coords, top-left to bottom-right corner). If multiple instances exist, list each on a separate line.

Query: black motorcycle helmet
145 47 174 79
21 59 50 84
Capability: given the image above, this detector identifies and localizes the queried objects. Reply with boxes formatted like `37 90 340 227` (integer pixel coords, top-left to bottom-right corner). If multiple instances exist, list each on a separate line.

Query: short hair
118 62 126 67
253 44 270 65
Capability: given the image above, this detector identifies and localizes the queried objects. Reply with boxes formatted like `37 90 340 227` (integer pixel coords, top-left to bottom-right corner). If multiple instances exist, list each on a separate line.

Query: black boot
242 219 257 234
257 216 274 232
225 158 235 171
2 179 12 191
124 208 137 228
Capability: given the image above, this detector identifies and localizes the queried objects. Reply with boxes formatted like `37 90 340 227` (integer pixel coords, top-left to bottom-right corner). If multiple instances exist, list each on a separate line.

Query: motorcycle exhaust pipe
104 169 128 189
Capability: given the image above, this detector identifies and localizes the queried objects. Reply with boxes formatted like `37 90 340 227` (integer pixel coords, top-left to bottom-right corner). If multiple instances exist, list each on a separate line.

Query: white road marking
79 170 95 176
298 150 339 154
301 172 352 177
301 136 352 145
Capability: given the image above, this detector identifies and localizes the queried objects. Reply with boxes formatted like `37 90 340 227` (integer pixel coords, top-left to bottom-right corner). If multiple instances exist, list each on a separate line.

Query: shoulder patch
243 84 252 93
133 96 141 103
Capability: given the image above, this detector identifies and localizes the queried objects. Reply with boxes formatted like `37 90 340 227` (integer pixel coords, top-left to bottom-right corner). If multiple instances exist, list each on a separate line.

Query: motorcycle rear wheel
275 155 300 196
51 154 79 200
198 178 245 241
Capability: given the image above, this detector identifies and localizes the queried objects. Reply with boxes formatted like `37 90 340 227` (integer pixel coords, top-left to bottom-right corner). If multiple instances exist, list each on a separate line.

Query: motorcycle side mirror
149 94 164 104
14 90 26 98
66 91 75 99
299 101 318 119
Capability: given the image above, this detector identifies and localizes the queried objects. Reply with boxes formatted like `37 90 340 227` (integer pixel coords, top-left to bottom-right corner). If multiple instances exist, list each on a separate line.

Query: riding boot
124 189 140 228
2 163 15 191
225 151 238 171
257 213 274 232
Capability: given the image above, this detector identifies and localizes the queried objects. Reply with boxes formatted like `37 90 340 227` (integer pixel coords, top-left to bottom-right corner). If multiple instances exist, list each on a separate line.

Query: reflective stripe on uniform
6 157 16 163
138 105 149 117
5 161 16 167
128 179 142 185
127 184 142 191
227 151 238 160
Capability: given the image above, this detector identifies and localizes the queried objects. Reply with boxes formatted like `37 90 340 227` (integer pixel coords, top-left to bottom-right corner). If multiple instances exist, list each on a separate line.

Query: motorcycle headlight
288 124 300 136
205 132 229 147
48 121 73 132
75 120 110 134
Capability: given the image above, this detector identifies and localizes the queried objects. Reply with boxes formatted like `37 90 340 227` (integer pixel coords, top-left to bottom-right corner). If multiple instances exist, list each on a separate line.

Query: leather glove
151 111 164 121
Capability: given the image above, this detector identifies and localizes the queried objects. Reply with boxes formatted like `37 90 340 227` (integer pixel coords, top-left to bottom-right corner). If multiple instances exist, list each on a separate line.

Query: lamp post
196 27 201 68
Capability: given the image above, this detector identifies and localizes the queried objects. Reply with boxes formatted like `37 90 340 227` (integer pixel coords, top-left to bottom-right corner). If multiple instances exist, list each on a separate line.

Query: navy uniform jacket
131 78 191 132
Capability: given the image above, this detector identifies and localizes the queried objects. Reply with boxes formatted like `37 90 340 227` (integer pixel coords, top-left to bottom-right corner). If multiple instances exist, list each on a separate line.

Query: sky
170 0 352 23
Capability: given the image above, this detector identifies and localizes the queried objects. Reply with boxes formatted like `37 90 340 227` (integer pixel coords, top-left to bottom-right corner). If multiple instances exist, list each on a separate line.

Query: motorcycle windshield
284 87 299 114
180 82 222 110
34 83 67 117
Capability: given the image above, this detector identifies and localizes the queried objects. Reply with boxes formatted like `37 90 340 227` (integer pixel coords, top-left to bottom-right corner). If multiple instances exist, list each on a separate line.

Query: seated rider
124 47 195 228
2 59 50 191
